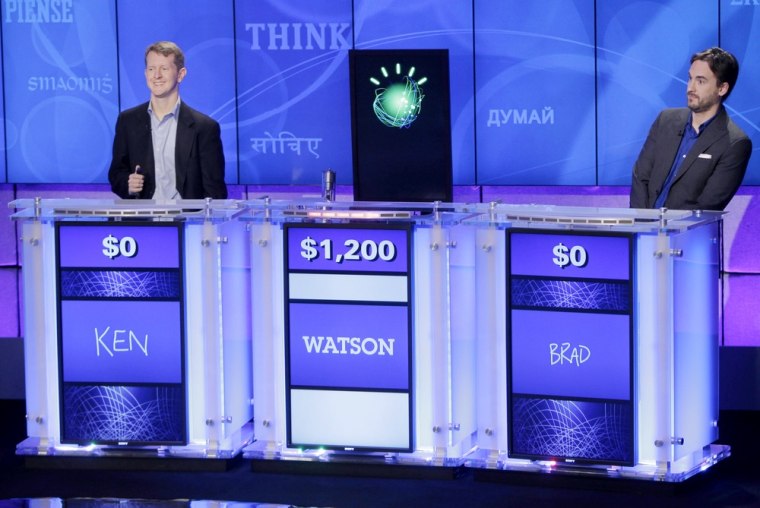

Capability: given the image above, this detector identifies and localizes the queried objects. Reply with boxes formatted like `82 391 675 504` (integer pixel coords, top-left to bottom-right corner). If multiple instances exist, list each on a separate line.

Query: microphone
322 169 336 202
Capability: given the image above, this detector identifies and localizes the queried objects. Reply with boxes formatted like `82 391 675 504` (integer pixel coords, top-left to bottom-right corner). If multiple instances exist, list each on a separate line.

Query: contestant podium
10 198 253 460
462 203 726 482
241 199 477 466
239 198 727 482
11 197 727 482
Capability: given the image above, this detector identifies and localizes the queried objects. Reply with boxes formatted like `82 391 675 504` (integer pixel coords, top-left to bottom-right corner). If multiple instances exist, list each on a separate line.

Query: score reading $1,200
300 236 397 263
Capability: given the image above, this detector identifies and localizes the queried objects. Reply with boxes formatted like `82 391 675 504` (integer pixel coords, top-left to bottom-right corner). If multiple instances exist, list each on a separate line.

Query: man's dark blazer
629 106 752 211
109 101 227 200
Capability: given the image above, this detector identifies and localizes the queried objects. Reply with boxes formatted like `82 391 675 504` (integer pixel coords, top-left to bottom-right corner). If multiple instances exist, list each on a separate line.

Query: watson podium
11 197 726 481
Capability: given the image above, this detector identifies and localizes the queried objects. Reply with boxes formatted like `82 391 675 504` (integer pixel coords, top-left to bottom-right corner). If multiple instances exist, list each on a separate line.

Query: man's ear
718 81 729 98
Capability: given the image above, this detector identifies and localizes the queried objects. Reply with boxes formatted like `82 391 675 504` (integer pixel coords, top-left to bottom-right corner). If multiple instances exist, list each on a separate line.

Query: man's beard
687 93 719 114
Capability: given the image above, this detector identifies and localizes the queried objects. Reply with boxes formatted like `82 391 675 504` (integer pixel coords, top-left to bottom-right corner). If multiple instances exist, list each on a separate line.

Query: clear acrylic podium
10 198 253 460
460 203 726 482
241 199 478 466
239 198 727 482
11 197 727 481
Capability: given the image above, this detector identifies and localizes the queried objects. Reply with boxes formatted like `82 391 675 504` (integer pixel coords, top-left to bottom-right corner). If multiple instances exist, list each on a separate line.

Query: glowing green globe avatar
370 64 427 128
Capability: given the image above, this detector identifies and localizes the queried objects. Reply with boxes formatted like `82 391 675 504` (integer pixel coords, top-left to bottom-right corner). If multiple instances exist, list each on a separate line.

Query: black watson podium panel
350 49 453 202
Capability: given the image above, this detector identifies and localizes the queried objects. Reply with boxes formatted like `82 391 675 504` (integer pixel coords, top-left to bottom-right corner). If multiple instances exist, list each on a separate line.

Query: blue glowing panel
720 0 760 185
0 268 19 338
2 0 118 183
508 230 634 465
672 222 720 461
56 222 187 445
723 188 760 275
511 279 630 311
353 0 474 185
724 274 760 347
289 302 410 390
61 300 182 384
0 40 5 182
597 0 718 184
511 310 631 400
474 0 595 185
235 1 353 185
60 270 181 299
58 224 180 268
62 385 185 444
116 0 238 184
511 397 633 464
510 232 631 280
287 221 409 273
0 186 15 264
284 223 413 452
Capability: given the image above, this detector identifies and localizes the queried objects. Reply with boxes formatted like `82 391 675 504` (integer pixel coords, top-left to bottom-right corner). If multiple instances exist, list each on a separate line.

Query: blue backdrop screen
475 0 596 185
720 0 760 185
3 0 118 183
596 0 718 185
1 0 757 186
235 0 354 185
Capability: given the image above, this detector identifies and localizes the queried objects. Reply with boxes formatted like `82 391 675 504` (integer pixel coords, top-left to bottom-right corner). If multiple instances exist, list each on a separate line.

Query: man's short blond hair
144 41 185 70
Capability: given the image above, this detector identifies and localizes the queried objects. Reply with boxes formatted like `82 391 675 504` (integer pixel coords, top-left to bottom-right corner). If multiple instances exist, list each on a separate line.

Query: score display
284 223 413 452
507 230 634 465
55 222 187 446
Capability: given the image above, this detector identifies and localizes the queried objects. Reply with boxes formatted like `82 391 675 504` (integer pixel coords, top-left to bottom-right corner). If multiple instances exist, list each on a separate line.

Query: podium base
16 423 254 470
466 443 730 484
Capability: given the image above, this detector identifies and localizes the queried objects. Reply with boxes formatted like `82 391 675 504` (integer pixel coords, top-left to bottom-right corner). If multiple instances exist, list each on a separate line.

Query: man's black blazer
109 101 227 200
629 106 751 211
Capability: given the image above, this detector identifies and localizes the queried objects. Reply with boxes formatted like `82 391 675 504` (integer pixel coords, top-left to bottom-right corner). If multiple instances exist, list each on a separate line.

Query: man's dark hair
691 47 739 102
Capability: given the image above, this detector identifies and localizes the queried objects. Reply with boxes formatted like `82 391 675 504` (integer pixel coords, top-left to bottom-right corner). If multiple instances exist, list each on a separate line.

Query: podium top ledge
9 198 724 233
9 198 244 222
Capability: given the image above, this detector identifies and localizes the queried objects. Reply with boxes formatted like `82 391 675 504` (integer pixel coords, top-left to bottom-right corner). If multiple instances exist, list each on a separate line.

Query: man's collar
147 97 182 117
688 108 719 134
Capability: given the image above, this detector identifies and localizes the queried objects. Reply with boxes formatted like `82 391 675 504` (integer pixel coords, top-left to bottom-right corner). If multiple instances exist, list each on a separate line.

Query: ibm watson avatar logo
370 63 427 128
